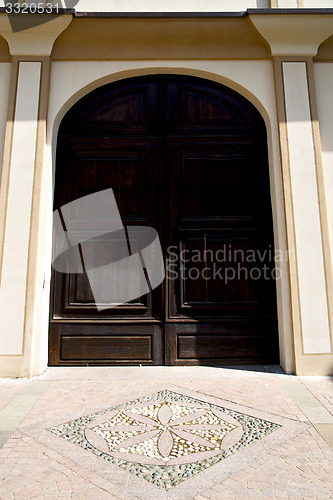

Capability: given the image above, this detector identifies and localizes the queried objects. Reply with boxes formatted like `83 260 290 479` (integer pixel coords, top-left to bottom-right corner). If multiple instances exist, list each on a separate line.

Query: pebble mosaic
48 389 281 489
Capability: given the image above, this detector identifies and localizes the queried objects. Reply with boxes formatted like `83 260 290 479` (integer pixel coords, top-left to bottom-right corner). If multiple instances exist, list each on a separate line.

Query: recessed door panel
49 75 279 366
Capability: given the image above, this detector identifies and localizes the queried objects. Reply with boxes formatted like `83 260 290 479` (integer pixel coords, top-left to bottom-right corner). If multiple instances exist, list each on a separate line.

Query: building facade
0 0 333 377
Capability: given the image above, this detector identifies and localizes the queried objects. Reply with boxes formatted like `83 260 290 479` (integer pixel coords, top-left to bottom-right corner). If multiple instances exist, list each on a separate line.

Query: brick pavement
0 367 332 499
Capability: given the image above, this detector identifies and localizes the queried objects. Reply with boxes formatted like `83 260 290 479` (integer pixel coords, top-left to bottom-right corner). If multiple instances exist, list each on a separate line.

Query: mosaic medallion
49 389 281 489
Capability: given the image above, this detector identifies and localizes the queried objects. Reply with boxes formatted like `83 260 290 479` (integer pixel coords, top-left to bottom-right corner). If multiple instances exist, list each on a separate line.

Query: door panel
178 234 259 306
49 75 279 366
49 323 163 365
166 79 260 135
164 318 278 366
53 138 162 320
62 80 161 137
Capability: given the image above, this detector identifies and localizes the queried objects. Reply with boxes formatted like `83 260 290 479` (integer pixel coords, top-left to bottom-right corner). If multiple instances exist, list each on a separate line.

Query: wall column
0 14 72 377
250 13 333 374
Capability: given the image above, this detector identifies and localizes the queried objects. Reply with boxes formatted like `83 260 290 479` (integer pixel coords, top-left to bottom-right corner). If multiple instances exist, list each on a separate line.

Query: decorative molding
250 14 333 56
0 14 72 56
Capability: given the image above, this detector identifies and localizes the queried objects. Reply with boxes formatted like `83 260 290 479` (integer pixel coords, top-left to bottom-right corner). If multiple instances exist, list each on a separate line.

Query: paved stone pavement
0 366 332 499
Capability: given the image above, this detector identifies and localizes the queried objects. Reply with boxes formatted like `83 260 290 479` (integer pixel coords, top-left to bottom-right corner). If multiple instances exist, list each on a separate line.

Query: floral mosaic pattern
91 403 237 462
49 389 281 489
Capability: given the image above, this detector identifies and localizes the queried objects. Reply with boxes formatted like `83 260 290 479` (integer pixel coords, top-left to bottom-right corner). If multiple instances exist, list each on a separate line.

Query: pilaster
0 14 72 376
250 12 333 374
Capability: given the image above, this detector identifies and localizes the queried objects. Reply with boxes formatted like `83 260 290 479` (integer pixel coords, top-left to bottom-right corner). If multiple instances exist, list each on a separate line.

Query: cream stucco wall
67 0 270 12
0 8 332 376
276 0 298 7
303 0 333 6
43 60 294 374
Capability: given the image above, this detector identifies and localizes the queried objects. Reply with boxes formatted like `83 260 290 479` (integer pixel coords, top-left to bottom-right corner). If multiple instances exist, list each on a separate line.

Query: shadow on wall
4 1 78 33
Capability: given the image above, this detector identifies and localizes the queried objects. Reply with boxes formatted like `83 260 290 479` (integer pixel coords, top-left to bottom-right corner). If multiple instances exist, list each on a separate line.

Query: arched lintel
51 67 273 150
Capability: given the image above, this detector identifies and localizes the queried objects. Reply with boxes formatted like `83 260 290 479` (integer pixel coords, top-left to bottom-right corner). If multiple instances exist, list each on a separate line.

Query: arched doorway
49 74 279 366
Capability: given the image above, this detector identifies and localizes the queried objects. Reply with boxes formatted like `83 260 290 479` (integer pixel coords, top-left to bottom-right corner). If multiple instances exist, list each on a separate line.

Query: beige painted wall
303 0 333 6
0 59 330 376
72 0 269 11
0 0 331 380
276 0 298 7
0 62 10 181
0 57 330 375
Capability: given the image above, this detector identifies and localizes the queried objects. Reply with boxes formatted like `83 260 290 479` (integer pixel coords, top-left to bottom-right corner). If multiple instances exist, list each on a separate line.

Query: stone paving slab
0 379 27 412
0 366 332 499
300 377 333 417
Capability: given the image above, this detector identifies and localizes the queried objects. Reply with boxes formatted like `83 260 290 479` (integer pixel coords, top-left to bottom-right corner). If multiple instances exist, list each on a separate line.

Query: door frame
46 67 293 372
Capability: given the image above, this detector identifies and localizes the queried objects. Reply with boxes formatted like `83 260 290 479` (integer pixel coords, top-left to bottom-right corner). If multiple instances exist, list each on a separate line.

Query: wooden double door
49 75 279 366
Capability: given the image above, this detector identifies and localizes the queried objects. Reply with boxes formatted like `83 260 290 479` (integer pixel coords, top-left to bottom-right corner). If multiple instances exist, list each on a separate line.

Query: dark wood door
49 75 279 366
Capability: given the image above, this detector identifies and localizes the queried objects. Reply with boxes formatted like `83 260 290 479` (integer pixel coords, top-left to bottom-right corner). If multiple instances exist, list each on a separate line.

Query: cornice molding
249 13 333 57
0 14 73 56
